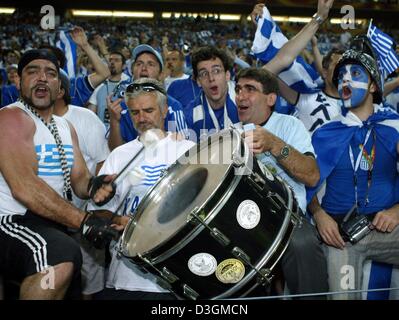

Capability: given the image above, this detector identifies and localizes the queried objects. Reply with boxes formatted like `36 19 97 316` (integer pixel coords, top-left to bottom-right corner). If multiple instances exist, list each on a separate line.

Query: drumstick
113 129 163 185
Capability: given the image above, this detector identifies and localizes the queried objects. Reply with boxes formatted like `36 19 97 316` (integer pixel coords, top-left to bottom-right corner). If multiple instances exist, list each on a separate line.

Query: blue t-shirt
167 77 201 110
1 84 19 108
119 95 188 143
70 76 94 107
322 127 397 215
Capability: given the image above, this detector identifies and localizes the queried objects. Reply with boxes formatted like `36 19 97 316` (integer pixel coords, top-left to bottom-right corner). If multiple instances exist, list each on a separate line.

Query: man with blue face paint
337 64 371 109
307 49 399 299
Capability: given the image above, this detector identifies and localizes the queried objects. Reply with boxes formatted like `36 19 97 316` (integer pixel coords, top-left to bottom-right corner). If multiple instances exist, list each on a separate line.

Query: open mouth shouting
33 85 50 99
341 85 352 100
209 85 219 96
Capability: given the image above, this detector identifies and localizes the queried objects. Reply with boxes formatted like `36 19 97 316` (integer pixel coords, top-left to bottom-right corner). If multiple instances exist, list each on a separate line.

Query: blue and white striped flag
363 261 399 300
251 6 323 94
367 22 399 79
56 30 77 78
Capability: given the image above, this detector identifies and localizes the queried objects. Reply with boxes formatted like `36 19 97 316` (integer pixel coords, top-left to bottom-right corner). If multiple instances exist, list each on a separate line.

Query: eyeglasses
126 82 166 95
197 66 224 80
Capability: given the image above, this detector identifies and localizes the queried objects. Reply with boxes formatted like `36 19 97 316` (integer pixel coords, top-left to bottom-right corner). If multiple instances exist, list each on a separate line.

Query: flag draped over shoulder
306 106 399 204
367 22 399 81
56 30 77 78
251 6 323 94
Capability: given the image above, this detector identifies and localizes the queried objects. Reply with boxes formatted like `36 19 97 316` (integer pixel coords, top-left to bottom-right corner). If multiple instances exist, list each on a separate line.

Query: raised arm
264 0 334 76
70 26 110 88
311 36 324 76
384 76 399 97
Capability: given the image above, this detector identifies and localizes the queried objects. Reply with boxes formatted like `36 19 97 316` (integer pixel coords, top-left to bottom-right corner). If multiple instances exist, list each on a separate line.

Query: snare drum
120 128 299 299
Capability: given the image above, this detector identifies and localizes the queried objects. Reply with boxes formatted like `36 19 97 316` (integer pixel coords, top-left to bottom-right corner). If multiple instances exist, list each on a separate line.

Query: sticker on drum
236 200 261 229
216 259 245 284
188 253 217 277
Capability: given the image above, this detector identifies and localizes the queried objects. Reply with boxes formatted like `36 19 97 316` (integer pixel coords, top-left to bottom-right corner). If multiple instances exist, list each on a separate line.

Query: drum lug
248 172 266 191
291 210 303 227
211 227 230 247
189 209 231 247
257 268 274 286
161 267 179 284
232 247 274 286
159 168 168 178
138 254 179 284
232 152 244 168
183 284 200 300
266 191 285 210
187 207 207 224
231 246 251 265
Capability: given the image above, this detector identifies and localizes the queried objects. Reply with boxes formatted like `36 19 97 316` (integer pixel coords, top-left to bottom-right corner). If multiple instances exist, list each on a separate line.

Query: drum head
122 129 243 258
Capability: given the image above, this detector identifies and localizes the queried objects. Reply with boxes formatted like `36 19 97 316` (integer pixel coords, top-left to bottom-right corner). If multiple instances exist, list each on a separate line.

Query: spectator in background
6 64 20 90
163 48 189 91
107 44 188 151
88 51 130 129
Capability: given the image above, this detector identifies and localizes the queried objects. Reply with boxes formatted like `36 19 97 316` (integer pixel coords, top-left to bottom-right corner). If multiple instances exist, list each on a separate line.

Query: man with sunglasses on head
88 78 195 300
184 45 239 142
235 67 328 299
107 44 188 151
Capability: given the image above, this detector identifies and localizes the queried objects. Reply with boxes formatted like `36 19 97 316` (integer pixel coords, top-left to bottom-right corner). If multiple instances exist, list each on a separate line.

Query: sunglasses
126 82 166 96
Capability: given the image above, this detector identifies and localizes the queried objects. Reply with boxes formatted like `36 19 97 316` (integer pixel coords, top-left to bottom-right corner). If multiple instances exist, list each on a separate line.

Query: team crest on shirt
360 156 370 171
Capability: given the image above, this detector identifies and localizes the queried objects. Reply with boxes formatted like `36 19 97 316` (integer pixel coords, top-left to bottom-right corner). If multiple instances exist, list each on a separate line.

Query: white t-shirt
294 91 342 133
87 133 195 292
63 105 110 209
256 113 315 212
0 101 73 215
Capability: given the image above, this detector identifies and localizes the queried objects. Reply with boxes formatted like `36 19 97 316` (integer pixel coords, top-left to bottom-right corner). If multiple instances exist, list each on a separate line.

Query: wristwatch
275 145 291 161
312 13 324 25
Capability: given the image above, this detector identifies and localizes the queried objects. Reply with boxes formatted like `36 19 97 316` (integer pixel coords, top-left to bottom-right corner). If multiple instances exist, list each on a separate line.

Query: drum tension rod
188 208 231 247
137 253 179 284
138 253 200 300
183 284 200 300
231 247 274 285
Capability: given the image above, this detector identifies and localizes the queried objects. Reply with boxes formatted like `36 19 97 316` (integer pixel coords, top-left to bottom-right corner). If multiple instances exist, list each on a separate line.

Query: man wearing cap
88 77 195 300
307 48 399 299
0 49 122 299
107 44 188 151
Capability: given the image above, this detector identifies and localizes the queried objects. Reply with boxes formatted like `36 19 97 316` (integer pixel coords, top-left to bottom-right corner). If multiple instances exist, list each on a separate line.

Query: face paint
337 64 369 109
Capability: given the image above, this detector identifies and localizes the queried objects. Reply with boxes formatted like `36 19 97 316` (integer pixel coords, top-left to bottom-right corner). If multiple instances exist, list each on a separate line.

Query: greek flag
367 22 399 79
362 262 399 300
251 6 323 93
56 30 77 78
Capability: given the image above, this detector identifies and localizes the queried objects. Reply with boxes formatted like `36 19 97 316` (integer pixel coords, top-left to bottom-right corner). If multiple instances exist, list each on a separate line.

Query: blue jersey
322 127 397 215
70 76 94 107
167 77 201 110
1 84 19 108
